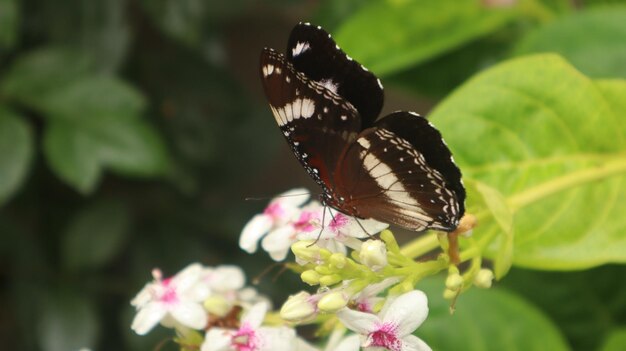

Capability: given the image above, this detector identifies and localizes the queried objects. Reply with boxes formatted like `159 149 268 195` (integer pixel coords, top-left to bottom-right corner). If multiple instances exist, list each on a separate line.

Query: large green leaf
429 54 626 270
0 107 33 206
43 117 170 194
334 0 516 76
40 76 146 121
0 48 94 109
61 200 130 270
515 6 626 79
601 328 626 351
0 0 19 50
419 277 569 351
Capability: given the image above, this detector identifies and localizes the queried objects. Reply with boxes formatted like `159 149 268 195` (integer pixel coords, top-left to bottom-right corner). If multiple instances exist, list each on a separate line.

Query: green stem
508 157 626 212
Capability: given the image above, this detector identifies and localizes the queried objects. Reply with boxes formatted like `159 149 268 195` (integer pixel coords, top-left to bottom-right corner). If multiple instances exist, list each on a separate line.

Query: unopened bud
319 274 342 286
445 273 463 290
280 291 317 322
204 295 230 316
359 239 388 271
329 253 347 269
474 269 494 288
443 288 458 300
318 291 348 312
291 240 322 264
301 270 321 285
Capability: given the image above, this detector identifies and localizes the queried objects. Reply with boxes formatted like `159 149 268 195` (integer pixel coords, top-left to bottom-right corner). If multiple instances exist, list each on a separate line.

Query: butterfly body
260 23 465 232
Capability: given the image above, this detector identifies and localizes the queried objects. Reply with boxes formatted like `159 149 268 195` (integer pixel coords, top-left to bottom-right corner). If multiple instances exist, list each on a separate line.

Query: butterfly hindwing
287 22 384 129
334 118 462 231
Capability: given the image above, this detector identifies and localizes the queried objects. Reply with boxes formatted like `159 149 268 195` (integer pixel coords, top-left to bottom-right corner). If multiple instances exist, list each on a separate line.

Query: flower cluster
131 188 489 351
239 188 389 261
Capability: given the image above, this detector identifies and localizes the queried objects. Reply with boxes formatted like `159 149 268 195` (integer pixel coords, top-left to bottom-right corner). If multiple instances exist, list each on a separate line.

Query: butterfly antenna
252 262 286 285
244 191 311 202
354 217 374 238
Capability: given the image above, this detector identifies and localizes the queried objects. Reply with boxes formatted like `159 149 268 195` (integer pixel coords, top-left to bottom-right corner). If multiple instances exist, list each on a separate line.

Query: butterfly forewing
287 22 384 129
260 48 361 193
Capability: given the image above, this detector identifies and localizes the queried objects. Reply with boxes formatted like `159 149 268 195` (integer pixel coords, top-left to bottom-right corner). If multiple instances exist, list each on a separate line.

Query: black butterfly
260 22 465 232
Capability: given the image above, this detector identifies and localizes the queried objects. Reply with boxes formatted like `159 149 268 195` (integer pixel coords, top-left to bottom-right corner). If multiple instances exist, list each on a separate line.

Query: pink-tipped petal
382 290 428 337
131 302 167 335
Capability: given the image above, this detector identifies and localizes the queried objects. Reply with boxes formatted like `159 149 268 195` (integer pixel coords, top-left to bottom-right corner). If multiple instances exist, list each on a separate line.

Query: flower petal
334 334 361 351
401 334 432 351
242 302 269 328
262 226 297 261
275 188 310 207
336 307 379 334
172 263 204 292
131 302 167 335
170 301 208 330
240 214 273 253
257 326 297 351
203 328 233 351
381 290 428 337
210 265 246 291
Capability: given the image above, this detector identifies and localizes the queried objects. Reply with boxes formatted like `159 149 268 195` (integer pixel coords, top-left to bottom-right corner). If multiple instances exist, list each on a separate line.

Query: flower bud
474 269 494 288
329 253 347 269
319 274 342 287
301 270 321 285
318 292 348 312
204 295 231 317
445 273 463 290
443 288 458 300
359 239 388 271
280 291 317 322
291 240 322 264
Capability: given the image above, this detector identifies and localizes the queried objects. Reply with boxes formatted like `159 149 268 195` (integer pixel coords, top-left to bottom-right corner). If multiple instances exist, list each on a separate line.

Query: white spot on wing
292 42 311 57
320 79 339 94
262 64 274 77
357 138 371 149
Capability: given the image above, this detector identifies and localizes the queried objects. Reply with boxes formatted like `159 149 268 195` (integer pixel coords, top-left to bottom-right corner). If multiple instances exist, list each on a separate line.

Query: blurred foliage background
1 0 626 350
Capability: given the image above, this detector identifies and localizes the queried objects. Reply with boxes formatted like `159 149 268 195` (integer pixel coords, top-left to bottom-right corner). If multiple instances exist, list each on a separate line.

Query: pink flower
337 290 432 351
131 263 210 335
239 188 310 256
203 302 296 351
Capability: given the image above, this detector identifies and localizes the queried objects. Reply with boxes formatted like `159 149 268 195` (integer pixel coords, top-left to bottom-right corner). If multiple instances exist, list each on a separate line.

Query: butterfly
259 22 465 232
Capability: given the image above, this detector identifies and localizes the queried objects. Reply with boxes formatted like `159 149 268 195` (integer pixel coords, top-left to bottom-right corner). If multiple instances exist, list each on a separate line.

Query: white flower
300 208 389 252
203 302 296 351
261 202 323 261
337 290 432 351
352 277 400 313
131 263 210 335
240 188 310 255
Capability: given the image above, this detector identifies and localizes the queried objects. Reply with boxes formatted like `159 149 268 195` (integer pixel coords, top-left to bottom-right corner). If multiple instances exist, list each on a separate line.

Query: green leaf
37 291 99 351
601 328 626 351
39 75 168 193
334 0 516 76
515 6 626 79
0 48 94 109
472 180 514 279
429 54 626 270
0 107 34 206
419 277 570 351
62 200 130 270
44 118 170 194
40 75 146 121
0 0 19 50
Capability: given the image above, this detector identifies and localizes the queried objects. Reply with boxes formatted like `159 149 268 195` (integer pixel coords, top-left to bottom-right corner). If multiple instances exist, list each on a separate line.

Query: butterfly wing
260 48 361 194
334 112 463 231
287 22 384 129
